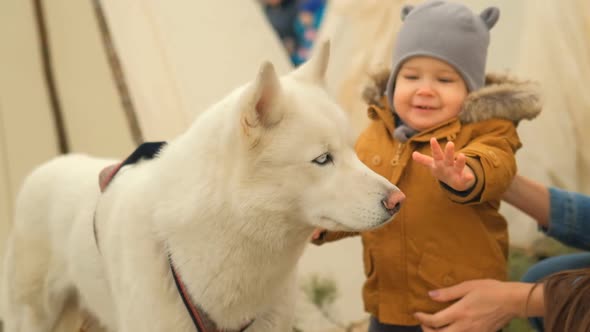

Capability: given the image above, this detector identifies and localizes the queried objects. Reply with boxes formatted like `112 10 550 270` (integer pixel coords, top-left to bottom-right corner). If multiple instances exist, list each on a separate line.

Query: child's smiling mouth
412 104 439 111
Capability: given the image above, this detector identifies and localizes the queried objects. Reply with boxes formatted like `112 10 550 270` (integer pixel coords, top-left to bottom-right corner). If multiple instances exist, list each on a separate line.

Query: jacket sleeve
542 187 590 251
444 119 521 204
311 231 359 246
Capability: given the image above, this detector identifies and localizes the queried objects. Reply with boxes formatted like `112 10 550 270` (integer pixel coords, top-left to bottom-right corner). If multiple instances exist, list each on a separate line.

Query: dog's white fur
1 42 402 332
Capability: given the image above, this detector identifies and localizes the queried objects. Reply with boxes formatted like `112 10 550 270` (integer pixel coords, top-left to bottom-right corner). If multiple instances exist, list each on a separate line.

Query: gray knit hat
385 1 500 109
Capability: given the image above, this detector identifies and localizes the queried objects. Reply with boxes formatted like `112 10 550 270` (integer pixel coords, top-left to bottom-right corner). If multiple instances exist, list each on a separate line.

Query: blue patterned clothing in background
261 0 326 66
292 0 326 65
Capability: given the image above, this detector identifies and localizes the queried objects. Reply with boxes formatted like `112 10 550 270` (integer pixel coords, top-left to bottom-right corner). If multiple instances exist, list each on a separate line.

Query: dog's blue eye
312 153 333 166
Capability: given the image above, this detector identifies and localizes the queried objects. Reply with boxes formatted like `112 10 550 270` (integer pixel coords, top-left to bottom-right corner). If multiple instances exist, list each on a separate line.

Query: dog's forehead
282 84 346 122
278 99 353 148
277 74 354 139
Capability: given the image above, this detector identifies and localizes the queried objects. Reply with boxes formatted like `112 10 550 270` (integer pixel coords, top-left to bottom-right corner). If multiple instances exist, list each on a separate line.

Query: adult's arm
502 174 550 227
503 175 590 250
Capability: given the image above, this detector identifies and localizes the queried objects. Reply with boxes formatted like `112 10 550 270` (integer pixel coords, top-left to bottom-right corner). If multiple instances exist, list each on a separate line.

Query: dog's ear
241 61 283 132
291 39 330 84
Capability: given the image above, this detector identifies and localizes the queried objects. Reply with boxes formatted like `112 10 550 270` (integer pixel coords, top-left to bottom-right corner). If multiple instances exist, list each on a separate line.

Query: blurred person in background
261 0 299 58
292 0 326 65
261 0 326 65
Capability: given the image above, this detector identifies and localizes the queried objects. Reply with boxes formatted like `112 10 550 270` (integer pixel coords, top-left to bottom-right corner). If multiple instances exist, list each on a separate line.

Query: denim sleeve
541 187 590 250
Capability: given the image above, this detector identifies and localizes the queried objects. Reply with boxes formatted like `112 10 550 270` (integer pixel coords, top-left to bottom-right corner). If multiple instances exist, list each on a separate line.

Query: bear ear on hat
480 7 500 29
401 5 414 21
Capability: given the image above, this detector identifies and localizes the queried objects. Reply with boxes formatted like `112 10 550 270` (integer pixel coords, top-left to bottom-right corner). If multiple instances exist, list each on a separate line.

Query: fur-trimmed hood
362 69 542 124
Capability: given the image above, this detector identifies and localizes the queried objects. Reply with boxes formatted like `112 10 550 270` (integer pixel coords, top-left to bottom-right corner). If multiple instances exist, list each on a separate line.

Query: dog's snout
381 190 405 216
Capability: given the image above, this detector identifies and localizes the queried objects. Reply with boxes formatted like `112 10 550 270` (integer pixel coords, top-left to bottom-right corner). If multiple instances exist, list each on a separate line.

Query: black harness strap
93 142 166 249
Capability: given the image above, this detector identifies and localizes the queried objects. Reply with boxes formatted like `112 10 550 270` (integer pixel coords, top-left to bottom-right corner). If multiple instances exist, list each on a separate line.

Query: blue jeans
521 252 590 331
368 317 422 332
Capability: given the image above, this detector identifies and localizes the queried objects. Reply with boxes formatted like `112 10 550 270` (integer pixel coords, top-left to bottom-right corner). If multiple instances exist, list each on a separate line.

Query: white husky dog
1 42 404 332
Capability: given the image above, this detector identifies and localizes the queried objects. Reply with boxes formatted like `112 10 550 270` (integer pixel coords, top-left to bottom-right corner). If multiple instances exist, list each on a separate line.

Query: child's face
393 56 468 132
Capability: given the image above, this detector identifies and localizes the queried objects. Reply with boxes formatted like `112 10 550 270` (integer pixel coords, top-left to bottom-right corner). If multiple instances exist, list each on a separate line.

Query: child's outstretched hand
412 138 475 192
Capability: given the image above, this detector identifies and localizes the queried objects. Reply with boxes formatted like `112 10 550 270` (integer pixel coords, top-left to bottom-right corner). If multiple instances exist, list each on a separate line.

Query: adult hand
414 279 529 332
412 138 475 191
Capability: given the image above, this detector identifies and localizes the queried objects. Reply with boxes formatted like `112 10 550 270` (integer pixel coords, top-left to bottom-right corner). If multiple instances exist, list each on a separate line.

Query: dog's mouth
319 216 355 232
369 214 396 229
319 215 393 232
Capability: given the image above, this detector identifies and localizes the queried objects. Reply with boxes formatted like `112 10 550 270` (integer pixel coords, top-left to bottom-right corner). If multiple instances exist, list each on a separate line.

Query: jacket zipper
392 142 405 166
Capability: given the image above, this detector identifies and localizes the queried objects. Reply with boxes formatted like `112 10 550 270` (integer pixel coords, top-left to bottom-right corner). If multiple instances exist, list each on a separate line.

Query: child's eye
438 78 455 83
403 75 419 80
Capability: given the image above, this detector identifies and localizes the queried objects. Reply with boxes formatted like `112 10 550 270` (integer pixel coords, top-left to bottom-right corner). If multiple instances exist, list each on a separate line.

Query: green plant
301 273 345 329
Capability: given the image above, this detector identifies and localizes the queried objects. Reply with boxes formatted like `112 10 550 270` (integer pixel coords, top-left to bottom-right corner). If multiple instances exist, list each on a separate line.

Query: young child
312 1 542 331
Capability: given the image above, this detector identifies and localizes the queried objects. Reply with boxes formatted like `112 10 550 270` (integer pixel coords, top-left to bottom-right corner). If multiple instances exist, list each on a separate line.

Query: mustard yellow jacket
318 74 542 325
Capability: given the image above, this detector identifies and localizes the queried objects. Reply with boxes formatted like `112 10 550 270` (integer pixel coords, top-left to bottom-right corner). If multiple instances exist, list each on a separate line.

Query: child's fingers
412 151 434 168
430 137 444 161
454 153 466 173
444 142 455 166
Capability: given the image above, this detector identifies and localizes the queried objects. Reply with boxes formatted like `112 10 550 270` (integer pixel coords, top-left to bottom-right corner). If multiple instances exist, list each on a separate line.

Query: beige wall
470 0 525 73
0 104 13 258
45 0 136 157
0 0 59 238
